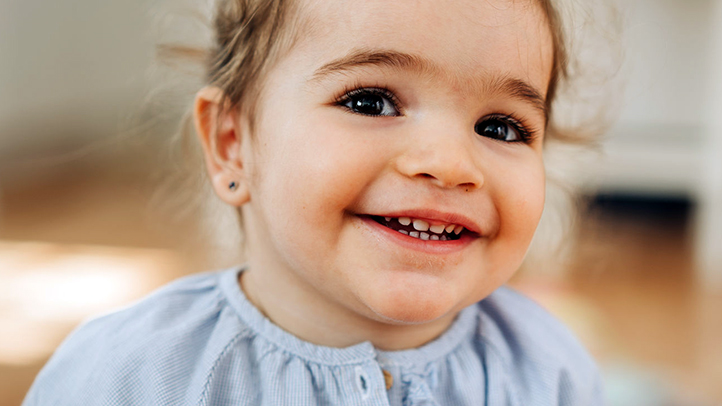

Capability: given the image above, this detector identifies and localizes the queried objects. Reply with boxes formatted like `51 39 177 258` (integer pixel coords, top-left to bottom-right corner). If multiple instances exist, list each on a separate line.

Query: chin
359 273 463 325
370 302 453 325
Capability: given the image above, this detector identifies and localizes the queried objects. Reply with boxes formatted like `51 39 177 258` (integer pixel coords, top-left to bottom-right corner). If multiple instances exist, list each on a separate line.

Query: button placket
351 362 396 405
355 365 372 400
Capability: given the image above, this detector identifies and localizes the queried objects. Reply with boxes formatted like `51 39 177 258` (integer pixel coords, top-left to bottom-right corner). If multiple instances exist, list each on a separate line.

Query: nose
395 125 484 190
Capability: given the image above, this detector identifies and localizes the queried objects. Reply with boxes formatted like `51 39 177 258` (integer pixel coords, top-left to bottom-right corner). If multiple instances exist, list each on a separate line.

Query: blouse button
382 369 393 390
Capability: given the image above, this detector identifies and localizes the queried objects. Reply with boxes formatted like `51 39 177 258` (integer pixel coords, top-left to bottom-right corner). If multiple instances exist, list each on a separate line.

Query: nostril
419 173 435 179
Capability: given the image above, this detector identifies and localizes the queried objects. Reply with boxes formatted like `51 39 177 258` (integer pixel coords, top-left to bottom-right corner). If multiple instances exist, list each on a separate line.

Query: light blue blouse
23 266 603 405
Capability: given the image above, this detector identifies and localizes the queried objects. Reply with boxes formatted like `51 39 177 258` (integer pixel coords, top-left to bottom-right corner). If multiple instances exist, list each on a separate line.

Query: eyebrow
311 49 438 79
486 76 548 119
310 48 548 120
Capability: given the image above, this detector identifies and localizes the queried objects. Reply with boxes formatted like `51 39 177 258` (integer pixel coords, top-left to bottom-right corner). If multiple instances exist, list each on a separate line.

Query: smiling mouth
368 215 472 241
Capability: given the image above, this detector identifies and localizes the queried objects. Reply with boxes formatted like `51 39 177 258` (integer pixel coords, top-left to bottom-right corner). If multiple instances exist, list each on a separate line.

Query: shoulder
23 268 252 406
474 286 604 405
477 286 593 360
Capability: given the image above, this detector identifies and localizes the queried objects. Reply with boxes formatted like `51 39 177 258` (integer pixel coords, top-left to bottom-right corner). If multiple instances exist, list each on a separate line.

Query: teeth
381 215 467 240
413 219 430 232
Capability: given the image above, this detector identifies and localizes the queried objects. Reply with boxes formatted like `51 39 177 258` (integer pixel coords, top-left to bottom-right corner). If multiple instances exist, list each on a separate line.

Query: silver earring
229 181 238 191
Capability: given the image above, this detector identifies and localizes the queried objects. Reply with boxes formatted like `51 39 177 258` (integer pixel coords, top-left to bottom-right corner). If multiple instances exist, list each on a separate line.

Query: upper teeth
388 216 465 237
413 219 429 231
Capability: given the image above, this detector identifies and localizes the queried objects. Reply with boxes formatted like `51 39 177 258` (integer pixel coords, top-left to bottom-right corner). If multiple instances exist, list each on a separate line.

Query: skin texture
195 0 553 350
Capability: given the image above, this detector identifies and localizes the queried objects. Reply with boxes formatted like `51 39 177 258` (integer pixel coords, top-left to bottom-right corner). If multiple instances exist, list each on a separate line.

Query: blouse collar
220 265 479 367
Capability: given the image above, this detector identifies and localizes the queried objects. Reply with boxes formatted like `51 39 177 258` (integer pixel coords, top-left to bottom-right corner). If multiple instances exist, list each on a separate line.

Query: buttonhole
359 374 367 391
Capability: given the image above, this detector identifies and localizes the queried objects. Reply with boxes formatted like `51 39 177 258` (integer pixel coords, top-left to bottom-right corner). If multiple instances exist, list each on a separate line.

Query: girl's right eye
340 88 400 117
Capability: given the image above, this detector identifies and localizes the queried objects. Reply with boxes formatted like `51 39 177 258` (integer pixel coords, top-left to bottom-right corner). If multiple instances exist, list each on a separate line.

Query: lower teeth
399 228 448 241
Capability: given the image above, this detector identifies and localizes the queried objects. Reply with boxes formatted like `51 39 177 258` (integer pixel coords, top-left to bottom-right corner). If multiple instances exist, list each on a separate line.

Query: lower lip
358 216 476 255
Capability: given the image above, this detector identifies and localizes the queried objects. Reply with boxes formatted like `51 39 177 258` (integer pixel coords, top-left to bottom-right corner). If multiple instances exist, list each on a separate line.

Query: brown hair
204 0 301 125
538 0 568 124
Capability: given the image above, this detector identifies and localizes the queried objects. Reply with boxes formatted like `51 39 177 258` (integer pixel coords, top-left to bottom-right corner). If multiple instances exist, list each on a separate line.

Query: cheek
253 113 386 238
489 153 546 262
456 154 545 306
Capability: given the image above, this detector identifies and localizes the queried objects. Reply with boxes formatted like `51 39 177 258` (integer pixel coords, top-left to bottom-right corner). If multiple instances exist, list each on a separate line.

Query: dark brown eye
342 89 400 116
474 117 523 142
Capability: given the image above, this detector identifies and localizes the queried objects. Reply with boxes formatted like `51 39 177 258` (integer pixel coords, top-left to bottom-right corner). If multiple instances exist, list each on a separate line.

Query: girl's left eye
474 115 529 143
340 88 400 117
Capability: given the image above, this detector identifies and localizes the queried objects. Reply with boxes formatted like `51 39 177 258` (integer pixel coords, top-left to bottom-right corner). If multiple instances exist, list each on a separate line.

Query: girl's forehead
292 0 553 93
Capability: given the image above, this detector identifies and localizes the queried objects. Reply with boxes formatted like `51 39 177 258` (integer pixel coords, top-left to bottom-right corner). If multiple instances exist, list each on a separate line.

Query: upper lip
364 208 482 235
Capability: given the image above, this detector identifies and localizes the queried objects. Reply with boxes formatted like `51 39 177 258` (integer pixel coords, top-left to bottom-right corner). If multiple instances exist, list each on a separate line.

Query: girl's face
240 0 553 325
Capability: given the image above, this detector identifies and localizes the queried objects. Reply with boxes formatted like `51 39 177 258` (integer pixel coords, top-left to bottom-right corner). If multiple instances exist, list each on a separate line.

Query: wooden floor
1 165 720 406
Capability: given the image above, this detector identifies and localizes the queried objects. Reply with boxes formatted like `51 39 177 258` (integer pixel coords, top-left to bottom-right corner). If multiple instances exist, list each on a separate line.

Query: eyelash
335 86 539 144
481 113 539 144
335 86 403 116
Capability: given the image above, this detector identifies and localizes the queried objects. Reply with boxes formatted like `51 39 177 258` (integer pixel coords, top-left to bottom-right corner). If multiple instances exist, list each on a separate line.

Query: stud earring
229 181 238 191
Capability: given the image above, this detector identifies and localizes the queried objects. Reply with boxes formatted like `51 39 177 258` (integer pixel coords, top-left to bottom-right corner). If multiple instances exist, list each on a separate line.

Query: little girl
24 0 605 404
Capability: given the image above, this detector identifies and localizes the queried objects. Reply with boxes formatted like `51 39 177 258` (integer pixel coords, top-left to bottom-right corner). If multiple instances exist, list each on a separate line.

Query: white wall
0 0 155 156
582 0 722 284
618 0 712 126
588 0 715 197
696 0 722 286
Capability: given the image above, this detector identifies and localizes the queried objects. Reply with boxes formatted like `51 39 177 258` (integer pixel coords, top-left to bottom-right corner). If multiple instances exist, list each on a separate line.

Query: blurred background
1 0 721 405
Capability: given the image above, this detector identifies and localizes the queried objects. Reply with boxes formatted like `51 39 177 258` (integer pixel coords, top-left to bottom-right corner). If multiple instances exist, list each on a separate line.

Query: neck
239 260 458 351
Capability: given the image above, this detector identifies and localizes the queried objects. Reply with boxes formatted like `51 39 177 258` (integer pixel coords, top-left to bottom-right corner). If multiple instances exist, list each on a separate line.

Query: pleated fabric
23 266 603 406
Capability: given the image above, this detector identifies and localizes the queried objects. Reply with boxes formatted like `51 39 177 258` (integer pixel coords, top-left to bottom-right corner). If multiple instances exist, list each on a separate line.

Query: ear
193 86 251 206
